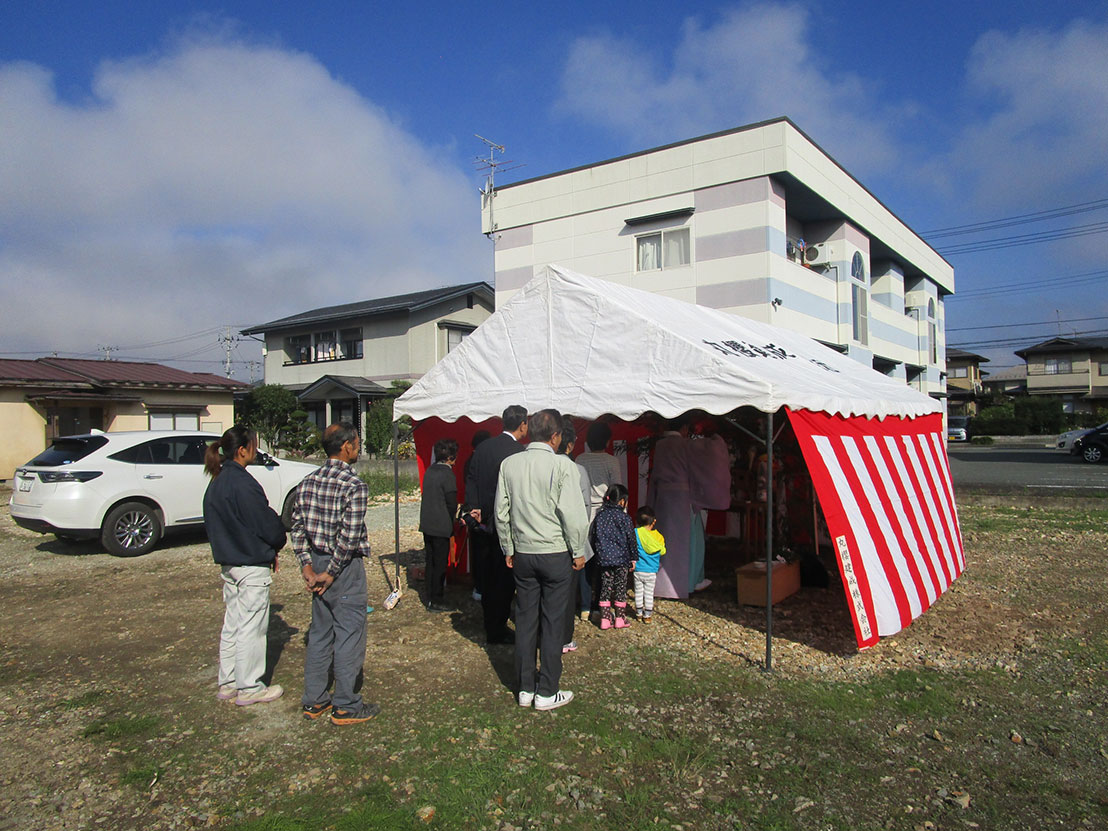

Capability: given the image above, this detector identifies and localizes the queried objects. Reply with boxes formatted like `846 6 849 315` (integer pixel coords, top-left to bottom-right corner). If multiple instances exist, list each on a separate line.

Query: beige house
0 358 243 480
945 348 988 416
1015 337 1108 414
242 282 493 430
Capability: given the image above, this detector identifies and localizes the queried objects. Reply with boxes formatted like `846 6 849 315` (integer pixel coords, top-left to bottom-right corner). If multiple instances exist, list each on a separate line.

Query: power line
949 326 1108 350
946 267 1108 300
936 220 1108 256
947 315 1108 333
923 197 1108 238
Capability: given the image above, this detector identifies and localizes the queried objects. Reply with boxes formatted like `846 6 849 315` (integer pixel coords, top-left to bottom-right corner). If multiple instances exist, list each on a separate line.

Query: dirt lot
0 488 1104 830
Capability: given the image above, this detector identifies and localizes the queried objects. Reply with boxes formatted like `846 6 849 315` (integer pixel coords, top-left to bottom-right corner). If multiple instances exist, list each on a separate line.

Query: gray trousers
302 554 367 711
513 551 573 698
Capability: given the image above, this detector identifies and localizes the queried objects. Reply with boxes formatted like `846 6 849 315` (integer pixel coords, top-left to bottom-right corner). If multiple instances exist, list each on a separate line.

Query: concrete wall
0 392 46 480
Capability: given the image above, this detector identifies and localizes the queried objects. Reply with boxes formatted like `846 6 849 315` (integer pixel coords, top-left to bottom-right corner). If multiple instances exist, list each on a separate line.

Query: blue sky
2 1 1107 376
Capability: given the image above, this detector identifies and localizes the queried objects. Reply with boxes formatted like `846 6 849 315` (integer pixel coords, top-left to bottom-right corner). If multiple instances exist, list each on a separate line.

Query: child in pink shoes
588 484 637 630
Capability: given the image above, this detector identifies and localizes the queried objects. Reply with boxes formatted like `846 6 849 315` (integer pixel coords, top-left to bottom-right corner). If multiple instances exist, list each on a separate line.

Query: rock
416 806 435 823
1010 730 1023 744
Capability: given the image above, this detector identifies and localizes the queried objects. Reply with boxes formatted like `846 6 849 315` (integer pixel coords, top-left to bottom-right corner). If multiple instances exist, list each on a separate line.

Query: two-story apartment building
1014 336 1108 414
243 283 494 430
483 118 954 398
945 348 989 415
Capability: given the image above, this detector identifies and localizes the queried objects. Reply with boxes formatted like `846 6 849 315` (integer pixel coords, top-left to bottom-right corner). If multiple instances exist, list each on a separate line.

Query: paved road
947 445 1108 491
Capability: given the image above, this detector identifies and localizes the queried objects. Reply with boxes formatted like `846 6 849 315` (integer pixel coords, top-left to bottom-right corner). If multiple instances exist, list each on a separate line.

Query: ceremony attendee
575 421 624 617
462 430 491 601
633 505 666 623
291 423 379 726
589 484 638 630
203 425 287 706
495 409 588 711
420 437 459 612
555 417 588 653
464 405 528 644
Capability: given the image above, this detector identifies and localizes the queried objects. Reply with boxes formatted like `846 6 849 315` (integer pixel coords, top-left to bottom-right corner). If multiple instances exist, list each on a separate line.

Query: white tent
394 265 940 424
393 266 962 657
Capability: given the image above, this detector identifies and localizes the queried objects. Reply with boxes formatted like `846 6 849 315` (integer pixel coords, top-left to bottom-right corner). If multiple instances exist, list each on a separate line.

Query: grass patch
83 713 163 739
119 764 161 788
358 469 419 500
59 690 106 710
960 504 1108 534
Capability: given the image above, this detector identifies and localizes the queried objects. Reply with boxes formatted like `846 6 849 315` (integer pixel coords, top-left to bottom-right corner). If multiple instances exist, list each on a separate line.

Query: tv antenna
218 326 238 378
98 344 119 361
474 135 525 238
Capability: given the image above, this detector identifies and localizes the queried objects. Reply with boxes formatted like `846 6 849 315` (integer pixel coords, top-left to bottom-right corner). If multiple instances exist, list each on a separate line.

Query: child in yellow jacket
633 506 666 623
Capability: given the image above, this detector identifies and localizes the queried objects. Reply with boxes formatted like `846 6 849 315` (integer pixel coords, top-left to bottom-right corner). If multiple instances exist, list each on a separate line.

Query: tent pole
765 410 774 672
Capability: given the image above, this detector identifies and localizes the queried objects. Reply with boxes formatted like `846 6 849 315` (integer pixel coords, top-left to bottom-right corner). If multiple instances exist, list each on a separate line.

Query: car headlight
37 470 103 483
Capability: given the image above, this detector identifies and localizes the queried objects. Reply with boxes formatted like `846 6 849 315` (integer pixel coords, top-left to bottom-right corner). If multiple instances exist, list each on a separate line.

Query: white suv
10 431 318 556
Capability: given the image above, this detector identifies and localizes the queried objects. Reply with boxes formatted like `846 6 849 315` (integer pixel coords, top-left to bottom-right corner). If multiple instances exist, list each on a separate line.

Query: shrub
970 435 994 445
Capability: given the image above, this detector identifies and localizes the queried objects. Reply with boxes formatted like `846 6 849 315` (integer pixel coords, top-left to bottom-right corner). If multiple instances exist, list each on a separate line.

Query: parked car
1057 421 1108 453
946 416 971 442
9 431 318 556
1073 424 1108 464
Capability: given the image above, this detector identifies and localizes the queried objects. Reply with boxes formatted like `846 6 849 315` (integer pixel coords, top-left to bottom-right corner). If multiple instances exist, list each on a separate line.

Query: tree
242 384 298 450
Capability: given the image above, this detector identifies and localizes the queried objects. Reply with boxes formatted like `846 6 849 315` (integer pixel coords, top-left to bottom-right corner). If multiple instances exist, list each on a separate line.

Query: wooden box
735 560 800 606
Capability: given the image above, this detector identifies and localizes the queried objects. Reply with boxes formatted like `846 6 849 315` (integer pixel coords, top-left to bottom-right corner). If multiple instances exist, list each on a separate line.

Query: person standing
420 438 459 612
495 409 588 711
464 405 528 644
291 422 379 726
575 421 624 618
203 425 288 706
589 484 638 630
632 505 666 623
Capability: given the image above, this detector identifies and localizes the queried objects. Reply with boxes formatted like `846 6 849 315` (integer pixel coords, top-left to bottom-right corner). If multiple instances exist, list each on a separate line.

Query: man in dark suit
464 404 528 644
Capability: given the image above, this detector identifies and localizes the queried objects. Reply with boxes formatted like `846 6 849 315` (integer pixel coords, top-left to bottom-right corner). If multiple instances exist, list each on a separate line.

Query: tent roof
394 266 941 424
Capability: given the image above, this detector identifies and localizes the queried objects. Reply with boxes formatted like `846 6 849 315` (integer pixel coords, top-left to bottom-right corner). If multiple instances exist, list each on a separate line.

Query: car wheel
1081 444 1104 464
102 501 162 556
281 492 296 531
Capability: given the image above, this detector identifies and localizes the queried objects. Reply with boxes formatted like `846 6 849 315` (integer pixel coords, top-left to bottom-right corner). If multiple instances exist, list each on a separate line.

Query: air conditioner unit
804 242 838 266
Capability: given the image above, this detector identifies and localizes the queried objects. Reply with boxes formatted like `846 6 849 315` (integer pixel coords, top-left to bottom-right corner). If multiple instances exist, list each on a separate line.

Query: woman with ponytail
202 425 288 706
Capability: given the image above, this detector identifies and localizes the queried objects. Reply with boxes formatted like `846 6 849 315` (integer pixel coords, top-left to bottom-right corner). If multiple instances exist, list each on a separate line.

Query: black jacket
202 460 287 567
419 462 458 538
464 432 526 523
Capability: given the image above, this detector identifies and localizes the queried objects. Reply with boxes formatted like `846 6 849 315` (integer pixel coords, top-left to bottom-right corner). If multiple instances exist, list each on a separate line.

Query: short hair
604 483 629 505
528 409 562 443
586 421 611 451
433 438 458 462
502 405 528 432
557 417 576 455
635 505 656 527
322 422 359 457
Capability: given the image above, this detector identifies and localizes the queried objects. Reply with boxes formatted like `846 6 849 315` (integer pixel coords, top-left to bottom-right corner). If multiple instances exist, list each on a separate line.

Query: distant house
242 283 494 431
945 348 988 415
980 364 1028 398
0 358 244 479
1014 336 1108 414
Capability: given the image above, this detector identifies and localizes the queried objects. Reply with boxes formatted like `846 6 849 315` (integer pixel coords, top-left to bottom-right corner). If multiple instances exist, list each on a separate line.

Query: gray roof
1014 336 1108 359
945 348 989 363
242 282 493 335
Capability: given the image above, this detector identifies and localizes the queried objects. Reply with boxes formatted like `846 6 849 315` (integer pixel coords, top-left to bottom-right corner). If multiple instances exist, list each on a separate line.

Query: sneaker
518 690 535 707
302 702 332 720
694 579 713 592
330 701 381 726
562 641 578 653
579 610 590 622
235 684 283 706
425 601 452 612
534 690 574 711
216 684 237 701
472 589 483 602
642 615 653 625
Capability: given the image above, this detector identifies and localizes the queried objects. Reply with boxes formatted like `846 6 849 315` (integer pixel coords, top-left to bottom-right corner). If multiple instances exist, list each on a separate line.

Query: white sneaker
534 690 573 711
518 690 535 707
235 684 284 706
472 590 483 601
694 579 713 592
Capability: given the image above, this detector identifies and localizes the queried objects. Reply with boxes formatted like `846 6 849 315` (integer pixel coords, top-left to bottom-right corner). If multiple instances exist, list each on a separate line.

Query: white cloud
0 33 489 371
555 4 907 175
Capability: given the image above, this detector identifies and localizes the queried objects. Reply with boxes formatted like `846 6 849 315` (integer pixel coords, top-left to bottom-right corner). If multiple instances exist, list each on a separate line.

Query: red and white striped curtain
787 409 965 648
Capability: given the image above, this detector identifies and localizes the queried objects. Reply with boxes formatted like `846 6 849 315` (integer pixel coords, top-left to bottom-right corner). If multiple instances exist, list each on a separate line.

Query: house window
314 330 337 361
927 299 935 318
341 328 363 359
286 334 311 364
148 412 200 431
852 283 868 346
1099 361 1108 376
950 367 968 378
636 228 690 271
446 327 468 353
1045 357 1071 375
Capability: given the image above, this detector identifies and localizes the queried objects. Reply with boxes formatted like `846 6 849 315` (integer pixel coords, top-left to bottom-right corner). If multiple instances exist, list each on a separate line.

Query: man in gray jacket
495 409 588 711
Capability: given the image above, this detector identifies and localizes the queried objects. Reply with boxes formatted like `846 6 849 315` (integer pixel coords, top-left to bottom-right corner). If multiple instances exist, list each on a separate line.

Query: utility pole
218 327 237 378
97 344 118 361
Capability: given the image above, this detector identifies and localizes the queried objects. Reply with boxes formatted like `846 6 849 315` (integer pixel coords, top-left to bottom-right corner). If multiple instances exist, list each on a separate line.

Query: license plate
18 478 33 492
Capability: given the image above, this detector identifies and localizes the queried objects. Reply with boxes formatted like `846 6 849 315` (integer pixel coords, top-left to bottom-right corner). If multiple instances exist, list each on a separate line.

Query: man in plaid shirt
291 422 380 726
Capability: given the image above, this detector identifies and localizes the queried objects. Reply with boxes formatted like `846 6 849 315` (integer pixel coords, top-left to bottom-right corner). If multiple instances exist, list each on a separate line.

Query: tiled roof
242 282 493 334
0 357 245 389
945 348 989 363
1015 337 1108 358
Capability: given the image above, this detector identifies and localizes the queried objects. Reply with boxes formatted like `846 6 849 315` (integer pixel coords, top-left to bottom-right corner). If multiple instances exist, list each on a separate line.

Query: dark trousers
302 554 367 711
423 534 449 602
474 531 515 639
562 567 577 646
513 551 573 697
